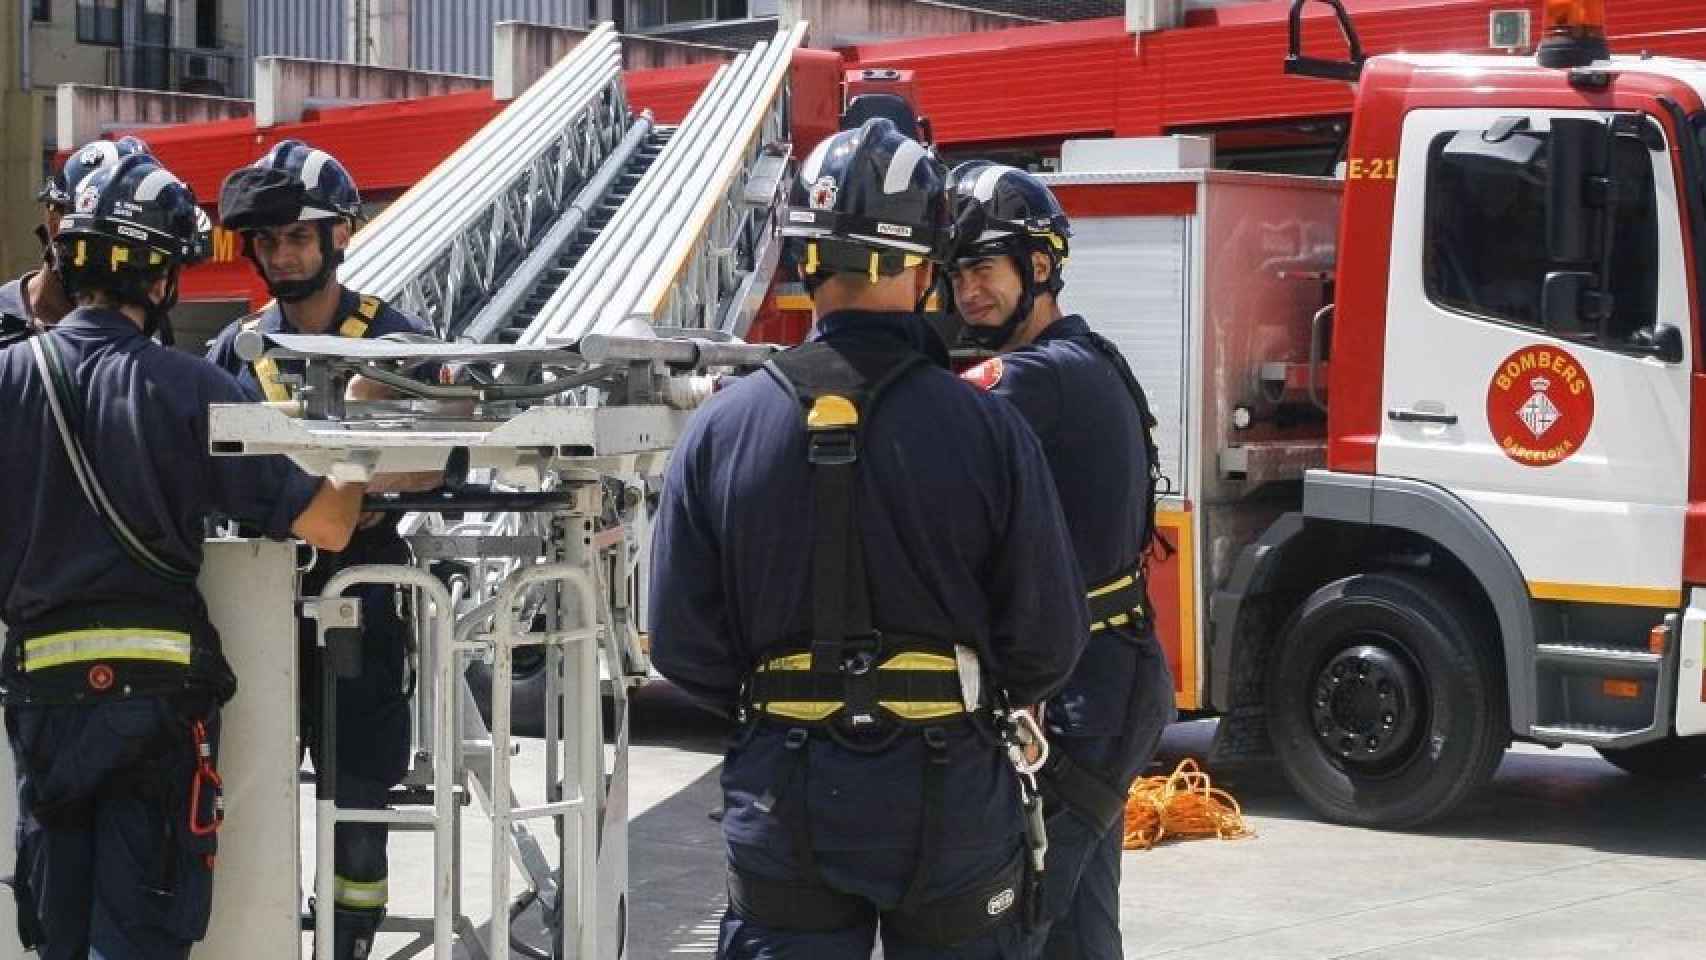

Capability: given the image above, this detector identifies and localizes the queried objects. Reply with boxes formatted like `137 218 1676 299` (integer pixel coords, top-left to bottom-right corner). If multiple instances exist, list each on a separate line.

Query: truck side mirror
1546 117 1610 264
1631 323 1685 364
1541 270 1611 337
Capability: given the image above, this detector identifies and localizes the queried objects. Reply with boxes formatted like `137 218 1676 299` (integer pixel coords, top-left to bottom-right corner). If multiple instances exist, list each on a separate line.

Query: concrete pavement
325 681 1706 959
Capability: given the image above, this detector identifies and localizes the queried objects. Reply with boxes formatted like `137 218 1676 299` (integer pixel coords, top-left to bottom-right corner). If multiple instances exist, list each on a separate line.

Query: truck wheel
466 645 549 738
1596 736 1706 780
1266 572 1507 828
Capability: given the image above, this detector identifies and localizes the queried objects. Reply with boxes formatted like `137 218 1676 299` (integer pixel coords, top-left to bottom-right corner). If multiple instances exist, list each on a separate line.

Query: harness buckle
784 727 809 751
807 429 857 466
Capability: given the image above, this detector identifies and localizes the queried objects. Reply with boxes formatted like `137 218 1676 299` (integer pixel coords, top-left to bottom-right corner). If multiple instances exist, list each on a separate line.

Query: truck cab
1214 1 1706 826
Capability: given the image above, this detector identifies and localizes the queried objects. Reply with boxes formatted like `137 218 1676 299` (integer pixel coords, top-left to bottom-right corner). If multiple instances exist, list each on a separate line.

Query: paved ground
334 682 1706 959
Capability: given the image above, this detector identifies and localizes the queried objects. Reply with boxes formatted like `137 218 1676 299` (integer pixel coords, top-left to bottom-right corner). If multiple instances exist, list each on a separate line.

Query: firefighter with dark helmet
203 139 435 960
948 161 1177 959
0 154 371 959
649 117 1087 959
1 136 156 348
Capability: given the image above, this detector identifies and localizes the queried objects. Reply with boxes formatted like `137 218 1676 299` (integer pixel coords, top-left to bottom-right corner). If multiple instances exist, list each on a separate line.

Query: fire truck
1028 0 1706 828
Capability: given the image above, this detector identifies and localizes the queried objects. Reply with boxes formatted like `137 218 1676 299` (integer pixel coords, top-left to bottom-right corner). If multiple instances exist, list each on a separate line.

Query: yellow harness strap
248 295 382 401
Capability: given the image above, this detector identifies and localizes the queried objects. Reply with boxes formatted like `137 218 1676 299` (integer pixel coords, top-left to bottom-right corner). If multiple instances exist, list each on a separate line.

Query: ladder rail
618 22 805 337
344 24 618 279
518 54 746 345
460 112 658 345
340 29 625 335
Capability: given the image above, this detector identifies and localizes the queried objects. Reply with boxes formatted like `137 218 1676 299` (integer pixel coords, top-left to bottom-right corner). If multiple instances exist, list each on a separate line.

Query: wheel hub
1310 642 1423 769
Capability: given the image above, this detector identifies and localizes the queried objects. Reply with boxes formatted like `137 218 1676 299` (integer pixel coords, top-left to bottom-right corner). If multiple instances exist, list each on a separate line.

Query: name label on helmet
875 222 914 238
789 210 816 223
115 225 148 242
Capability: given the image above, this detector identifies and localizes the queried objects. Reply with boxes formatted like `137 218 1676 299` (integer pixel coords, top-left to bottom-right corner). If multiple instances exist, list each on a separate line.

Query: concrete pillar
1 3 45 279
494 22 590 101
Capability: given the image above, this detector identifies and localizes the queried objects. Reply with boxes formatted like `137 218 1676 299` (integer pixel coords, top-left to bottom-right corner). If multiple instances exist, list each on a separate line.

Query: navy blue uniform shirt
648 309 1089 716
967 314 1158 738
204 286 433 400
971 315 1149 587
0 271 38 347
205 287 434 565
0 307 320 627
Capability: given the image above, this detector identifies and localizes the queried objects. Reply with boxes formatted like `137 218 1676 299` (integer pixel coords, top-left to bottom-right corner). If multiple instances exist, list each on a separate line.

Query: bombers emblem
1485 345 1595 467
960 357 1004 392
74 182 100 214
808 176 839 211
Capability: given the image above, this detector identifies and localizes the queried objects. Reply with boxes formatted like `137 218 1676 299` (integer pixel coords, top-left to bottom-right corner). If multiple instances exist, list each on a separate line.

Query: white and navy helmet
946 162 1073 349
217 140 362 302
782 118 952 287
218 139 361 232
55 154 200 337
38 135 154 210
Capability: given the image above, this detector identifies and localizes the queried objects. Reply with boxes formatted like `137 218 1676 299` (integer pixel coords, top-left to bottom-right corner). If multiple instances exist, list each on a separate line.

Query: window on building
76 0 122 46
632 0 746 28
1422 121 1658 347
32 0 51 23
195 0 218 48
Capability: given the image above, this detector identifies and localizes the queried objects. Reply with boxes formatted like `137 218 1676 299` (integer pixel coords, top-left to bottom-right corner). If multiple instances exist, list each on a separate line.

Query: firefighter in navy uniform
948 162 1177 960
203 140 432 960
1 137 155 347
0 155 370 960
649 118 1089 960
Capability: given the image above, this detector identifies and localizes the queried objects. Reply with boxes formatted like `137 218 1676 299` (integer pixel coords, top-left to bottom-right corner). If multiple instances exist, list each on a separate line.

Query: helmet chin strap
960 247 1044 351
251 220 344 304
143 269 180 345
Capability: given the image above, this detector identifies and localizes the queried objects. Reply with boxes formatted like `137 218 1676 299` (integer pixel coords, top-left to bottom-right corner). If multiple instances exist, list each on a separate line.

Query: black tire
1597 736 1706 780
466 644 549 738
1265 572 1508 828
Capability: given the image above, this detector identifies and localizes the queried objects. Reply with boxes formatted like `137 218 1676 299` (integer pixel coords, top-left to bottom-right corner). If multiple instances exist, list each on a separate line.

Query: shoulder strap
766 342 928 674
1082 331 1174 561
339 294 382 340
29 335 197 585
241 312 294 403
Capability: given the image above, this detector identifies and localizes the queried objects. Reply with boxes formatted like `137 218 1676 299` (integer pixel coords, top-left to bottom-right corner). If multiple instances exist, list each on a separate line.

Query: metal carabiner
187 720 224 839
1006 706 1049 777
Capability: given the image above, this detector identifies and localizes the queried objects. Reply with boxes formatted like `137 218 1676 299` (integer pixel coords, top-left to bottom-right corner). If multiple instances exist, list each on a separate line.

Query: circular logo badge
1485 345 1595 467
86 663 114 692
960 356 1004 392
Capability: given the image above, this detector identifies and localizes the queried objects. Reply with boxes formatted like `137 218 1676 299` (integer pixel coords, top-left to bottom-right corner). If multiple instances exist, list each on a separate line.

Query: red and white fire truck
128 0 1706 830
1036 0 1706 827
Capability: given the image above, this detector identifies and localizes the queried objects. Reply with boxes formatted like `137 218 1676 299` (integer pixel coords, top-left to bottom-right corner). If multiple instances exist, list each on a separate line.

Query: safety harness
7 333 236 707
1039 329 1175 834
725 339 1034 945
246 293 381 403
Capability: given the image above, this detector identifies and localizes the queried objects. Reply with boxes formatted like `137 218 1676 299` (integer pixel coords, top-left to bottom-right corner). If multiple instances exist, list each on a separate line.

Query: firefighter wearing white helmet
650 119 1088 958
203 139 437 960
1 136 156 347
949 161 1177 960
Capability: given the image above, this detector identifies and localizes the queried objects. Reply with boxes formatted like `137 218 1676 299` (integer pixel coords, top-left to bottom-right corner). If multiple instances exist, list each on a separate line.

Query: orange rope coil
1122 757 1253 851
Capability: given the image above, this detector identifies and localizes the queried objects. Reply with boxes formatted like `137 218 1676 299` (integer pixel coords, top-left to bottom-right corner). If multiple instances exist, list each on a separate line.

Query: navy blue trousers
1032 633 1175 960
298 579 412 942
7 697 218 960
716 722 1033 960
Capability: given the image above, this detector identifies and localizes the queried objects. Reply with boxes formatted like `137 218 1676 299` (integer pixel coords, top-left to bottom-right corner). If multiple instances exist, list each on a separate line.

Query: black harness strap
1038 747 1128 833
1082 331 1172 564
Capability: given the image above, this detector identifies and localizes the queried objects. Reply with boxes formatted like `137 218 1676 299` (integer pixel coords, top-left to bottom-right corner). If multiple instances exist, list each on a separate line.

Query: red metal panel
846 19 1130 147
627 61 721 124
1052 182 1197 217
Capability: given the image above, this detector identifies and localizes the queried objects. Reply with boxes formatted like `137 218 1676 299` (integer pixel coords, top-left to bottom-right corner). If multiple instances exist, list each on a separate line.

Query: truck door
1380 108 1691 615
